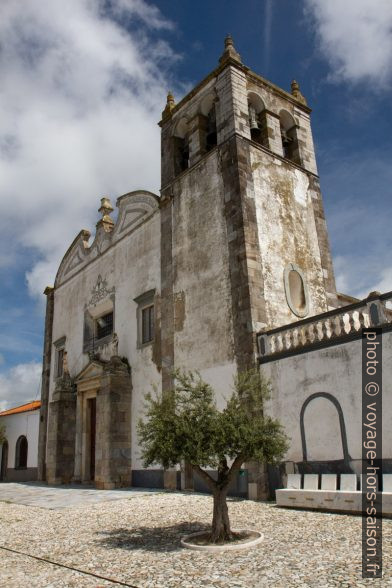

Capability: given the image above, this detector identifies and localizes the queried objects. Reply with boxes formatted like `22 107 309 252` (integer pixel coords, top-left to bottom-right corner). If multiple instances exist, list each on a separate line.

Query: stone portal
74 356 132 489
47 356 132 489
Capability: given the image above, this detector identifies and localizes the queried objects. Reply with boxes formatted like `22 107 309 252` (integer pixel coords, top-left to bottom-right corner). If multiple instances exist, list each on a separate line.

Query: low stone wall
276 488 392 516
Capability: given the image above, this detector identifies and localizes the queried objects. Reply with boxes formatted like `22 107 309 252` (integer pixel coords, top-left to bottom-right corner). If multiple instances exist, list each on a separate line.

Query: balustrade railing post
366 294 387 327
257 333 269 357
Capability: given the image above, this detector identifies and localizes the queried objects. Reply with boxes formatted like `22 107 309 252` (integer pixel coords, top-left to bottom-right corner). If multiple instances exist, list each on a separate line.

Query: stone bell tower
159 36 338 388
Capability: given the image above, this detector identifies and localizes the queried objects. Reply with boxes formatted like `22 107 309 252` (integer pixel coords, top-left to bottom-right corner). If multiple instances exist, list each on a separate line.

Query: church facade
38 37 392 497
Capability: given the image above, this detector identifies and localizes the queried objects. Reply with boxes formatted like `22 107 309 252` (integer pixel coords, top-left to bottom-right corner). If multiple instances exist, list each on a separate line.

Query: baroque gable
55 190 159 287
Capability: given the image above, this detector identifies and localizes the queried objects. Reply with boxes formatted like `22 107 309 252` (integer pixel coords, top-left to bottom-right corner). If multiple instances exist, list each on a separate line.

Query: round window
284 264 309 317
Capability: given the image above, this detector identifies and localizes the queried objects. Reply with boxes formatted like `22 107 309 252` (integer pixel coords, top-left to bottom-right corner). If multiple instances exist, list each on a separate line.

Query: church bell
248 104 259 130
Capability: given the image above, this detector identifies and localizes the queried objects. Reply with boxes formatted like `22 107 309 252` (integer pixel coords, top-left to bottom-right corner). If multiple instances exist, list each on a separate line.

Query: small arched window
15 435 28 469
284 263 309 317
248 93 268 147
199 93 218 154
172 117 189 176
279 110 301 165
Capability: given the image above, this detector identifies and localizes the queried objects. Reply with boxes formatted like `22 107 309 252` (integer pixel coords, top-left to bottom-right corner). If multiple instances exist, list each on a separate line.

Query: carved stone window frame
134 289 155 349
53 336 66 380
83 295 115 354
284 263 309 318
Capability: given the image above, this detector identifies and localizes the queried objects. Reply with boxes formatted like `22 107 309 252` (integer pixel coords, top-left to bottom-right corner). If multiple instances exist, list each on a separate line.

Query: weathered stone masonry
40 37 348 498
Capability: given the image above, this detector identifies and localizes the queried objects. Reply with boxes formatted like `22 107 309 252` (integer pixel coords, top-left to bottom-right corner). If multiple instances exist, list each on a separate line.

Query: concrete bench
276 473 392 515
383 474 392 492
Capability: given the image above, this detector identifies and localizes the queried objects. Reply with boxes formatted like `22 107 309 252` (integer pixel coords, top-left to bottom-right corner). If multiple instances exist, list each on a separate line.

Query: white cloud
333 255 350 295
0 0 179 298
305 0 392 87
320 148 392 300
355 267 392 300
0 362 41 411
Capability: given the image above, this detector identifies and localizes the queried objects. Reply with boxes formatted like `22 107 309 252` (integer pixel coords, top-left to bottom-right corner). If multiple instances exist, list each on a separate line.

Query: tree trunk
192 456 245 544
210 487 232 543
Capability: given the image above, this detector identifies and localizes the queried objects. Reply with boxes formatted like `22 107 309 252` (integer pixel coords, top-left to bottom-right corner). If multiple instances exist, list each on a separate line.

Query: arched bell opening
248 92 268 147
199 93 218 154
172 117 190 175
279 109 301 165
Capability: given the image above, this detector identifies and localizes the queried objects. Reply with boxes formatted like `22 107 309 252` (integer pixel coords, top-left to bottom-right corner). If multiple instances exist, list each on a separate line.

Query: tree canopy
138 368 289 543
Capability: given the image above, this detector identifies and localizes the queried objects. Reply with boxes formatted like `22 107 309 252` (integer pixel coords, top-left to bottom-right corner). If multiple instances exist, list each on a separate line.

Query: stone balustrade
258 291 392 360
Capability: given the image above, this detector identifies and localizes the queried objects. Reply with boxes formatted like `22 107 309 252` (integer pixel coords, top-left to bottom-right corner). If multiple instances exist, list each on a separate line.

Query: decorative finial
97 197 114 233
162 91 176 119
291 80 307 106
219 34 241 65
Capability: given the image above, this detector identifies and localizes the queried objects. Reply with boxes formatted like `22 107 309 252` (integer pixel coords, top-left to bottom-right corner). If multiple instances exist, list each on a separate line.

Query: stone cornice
159 58 311 128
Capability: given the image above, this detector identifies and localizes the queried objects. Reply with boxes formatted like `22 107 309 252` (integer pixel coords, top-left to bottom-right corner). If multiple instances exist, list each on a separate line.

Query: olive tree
138 369 288 544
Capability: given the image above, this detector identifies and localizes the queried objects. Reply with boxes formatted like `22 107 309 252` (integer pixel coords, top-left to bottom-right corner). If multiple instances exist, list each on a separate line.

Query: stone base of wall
193 469 248 498
4 467 38 483
132 469 165 489
133 468 248 497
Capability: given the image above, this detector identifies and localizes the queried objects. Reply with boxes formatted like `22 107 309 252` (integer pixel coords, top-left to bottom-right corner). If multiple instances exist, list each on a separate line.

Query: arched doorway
15 436 28 469
1 441 8 480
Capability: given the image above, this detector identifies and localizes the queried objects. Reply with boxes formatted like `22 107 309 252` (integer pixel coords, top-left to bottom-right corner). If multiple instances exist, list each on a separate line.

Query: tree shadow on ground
96 521 210 553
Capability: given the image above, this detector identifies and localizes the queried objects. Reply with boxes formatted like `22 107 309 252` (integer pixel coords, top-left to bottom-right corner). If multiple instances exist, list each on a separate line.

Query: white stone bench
276 473 392 515
383 474 392 492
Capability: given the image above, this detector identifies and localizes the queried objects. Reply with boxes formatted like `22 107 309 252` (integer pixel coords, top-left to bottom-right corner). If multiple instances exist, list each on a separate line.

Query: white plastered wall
0 410 39 469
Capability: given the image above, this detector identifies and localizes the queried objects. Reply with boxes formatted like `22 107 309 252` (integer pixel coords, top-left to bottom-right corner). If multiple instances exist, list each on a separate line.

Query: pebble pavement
0 483 391 587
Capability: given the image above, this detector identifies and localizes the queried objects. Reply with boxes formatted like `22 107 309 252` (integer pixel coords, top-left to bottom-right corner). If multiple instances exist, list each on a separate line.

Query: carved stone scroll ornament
88 275 115 307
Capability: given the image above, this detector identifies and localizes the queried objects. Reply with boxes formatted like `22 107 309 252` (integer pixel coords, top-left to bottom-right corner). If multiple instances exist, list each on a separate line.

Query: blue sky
0 0 391 409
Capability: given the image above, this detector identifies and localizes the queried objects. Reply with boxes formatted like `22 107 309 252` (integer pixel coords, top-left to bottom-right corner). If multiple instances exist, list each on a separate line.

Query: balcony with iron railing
257 291 392 363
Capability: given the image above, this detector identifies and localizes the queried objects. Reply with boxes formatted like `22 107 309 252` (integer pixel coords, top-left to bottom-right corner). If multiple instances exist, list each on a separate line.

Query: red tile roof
0 400 41 416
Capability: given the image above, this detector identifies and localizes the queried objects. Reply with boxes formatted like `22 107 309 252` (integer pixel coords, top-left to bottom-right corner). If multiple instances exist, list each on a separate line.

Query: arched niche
279 109 301 165
300 393 351 467
248 92 268 147
284 263 309 318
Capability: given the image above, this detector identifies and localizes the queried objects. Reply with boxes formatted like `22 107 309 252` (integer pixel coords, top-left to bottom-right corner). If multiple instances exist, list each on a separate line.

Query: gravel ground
0 491 391 587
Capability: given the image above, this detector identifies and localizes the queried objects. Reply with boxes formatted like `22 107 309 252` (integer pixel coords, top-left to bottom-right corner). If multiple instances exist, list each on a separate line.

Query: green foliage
138 368 289 471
